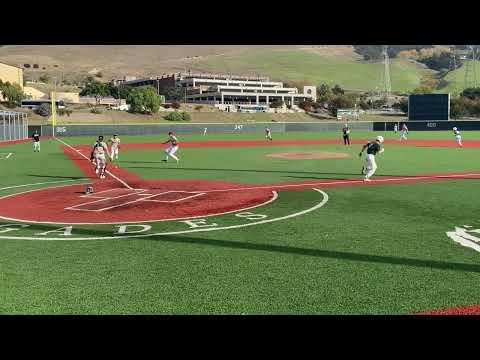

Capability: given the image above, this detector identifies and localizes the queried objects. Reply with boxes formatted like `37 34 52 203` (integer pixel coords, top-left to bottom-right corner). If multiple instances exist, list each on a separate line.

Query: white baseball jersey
110 137 121 149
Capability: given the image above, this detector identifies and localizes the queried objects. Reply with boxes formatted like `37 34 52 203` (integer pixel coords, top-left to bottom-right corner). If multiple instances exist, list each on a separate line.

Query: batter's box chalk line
0 152 13 159
65 188 207 212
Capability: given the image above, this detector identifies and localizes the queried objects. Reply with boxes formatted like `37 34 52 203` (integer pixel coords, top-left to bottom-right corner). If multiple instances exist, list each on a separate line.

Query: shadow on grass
7 222 480 274
154 234 480 274
123 165 406 177
27 174 87 180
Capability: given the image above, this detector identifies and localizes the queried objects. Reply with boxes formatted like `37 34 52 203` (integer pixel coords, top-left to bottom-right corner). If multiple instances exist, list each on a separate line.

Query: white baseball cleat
95 168 99 174
364 178 372 182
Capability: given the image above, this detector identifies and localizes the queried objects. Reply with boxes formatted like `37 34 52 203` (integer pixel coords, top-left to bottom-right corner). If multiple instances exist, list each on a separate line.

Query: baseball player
203 127 208 136
400 123 408 141
394 123 398 133
162 131 180 163
359 135 385 182
453 127 463 147
90 135 111 179
265 127 272 141
32 130 40 152
108 134 121 162
342 123 351 146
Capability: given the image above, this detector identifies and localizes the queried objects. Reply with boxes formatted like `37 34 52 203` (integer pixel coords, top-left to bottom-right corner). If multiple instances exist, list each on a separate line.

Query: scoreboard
408 94 450 121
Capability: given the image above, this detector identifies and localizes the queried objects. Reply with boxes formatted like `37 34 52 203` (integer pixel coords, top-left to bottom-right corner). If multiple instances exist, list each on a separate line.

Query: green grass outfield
1 130 480 314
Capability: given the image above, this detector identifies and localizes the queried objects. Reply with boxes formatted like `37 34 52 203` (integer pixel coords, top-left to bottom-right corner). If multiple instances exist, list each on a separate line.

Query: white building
118 72 317 111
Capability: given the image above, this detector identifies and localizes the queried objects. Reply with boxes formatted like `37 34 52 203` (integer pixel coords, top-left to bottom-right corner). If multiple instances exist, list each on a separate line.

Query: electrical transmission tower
382 45 391 99
464 45 477 89
449 46 457 71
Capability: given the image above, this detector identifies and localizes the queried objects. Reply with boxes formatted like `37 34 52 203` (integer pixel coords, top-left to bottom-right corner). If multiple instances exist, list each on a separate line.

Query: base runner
359 136 385 182
32 130 40 152
162 131 179 163
108 134 121 162
453 127 463 147
90 135 111 179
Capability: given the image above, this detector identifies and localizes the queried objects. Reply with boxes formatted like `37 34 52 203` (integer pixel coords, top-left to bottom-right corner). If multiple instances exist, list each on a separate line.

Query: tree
461 87 480 100
80 79 110 105
165 112 182 121
393 99 408 113
411 86 433 94
162 86 184 101
298 99 314 112
39 74 50 83
0 80 25 108
36 103 51 117
317 83 332 97
450 97 468 119
126 86 161 114
171 101 181 110
332 84 345 95
269 99 284 108
328 95 355 116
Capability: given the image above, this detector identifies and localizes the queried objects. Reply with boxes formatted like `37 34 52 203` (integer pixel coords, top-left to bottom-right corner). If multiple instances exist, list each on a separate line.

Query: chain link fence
0 110 29 142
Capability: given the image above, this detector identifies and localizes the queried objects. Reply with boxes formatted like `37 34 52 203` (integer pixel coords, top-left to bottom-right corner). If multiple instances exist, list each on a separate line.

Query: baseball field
1 129 480 315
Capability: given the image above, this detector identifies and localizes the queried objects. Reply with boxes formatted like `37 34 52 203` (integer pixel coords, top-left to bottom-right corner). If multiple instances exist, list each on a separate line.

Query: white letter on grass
35 226 73 236
0 224 30 233
181 219 218 229
116 224 152 234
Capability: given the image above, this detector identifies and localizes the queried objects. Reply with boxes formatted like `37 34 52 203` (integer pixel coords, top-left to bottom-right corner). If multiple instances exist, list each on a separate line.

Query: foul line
199 172 480 193
54 136 133 190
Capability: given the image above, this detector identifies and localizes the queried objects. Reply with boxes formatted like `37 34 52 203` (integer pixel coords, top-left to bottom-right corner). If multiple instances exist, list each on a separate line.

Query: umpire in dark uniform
342 123 351 146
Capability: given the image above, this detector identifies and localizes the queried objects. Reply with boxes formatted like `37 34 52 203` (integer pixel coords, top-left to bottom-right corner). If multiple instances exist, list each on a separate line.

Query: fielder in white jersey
394 123 398 133
359 136 385 181
90 135 111 179
162 132 179 163
400 123 408 141
108 134 121 161
453 127 463 147
265 127 272 141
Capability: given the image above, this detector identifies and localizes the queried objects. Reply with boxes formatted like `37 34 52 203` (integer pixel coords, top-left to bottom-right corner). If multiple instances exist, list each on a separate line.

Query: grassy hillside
437 61 480 95
1 45 433 93
0 45 305 83
190 49 434 92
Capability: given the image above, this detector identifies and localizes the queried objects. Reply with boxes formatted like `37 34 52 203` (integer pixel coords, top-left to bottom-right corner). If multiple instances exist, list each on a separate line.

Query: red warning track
119 138 480 149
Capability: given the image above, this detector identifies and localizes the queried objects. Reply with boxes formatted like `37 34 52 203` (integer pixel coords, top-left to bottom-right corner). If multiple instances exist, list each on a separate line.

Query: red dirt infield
0 180 276 224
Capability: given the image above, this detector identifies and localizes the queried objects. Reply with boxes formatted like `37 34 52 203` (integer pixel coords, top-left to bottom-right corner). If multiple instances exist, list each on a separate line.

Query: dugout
408 94 450 121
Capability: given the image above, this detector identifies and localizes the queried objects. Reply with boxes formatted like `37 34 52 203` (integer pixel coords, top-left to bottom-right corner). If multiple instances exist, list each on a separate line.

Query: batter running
359 136 385 182
90 135 111 179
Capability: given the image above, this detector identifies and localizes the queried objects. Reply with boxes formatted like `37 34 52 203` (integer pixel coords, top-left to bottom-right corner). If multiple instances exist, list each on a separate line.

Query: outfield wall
374 120 480 131
36 122 373 137
30 121 480 137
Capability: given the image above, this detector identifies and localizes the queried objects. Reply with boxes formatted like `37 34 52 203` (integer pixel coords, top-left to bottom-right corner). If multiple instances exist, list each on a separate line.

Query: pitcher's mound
266 151 350 160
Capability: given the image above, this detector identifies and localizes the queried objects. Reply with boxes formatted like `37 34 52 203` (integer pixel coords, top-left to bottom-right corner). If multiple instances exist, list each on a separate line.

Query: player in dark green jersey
359 136 384 181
